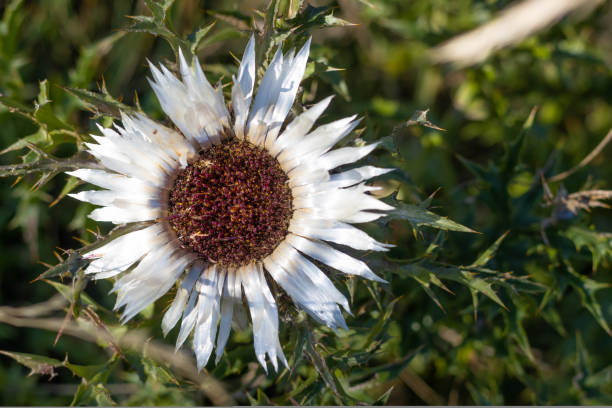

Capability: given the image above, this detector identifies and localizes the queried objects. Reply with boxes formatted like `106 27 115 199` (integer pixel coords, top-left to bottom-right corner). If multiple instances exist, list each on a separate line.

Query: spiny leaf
424 230 446 259
585 364 612 389
49 175 81 207
379 109 446 155
62 85 136 120
189 21 217 55
144 0 175 24
362 297 401 349
334 368 377 404
44 278 109 316
284 5 356 31
404 109 446 131
456 154 497 185
433 265 508 310
126 14 190 59
34 80 72 131
471 230 510 267
0 94 33 115
1 81 77 155
404 264 452 311
575 330 591 386
304 332 342 403
71 382 116 407
0 350 62 379
192 27 243 53
207 11 250 31
562 226 612 272
1 128 58 155
501 106 537 183
540 303 568 337
323 13 356 27
65 354 120 385
388 201 476 233
563 260 612 335
374 386 395 405
34 250 86 281
508 293 535 362
283 0 304 19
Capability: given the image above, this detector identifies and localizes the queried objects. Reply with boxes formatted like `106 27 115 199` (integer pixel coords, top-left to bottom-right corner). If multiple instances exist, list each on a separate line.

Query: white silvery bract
67 36 394 373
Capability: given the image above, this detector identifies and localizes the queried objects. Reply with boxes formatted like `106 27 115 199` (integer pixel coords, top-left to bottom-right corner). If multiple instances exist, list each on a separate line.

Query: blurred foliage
1 0 612 405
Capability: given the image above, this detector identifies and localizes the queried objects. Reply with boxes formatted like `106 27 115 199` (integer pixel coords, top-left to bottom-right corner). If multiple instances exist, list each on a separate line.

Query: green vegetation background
0 0 611 405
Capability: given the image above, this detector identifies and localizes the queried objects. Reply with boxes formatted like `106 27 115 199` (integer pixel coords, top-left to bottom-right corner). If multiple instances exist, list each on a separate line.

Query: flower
67 36 394 372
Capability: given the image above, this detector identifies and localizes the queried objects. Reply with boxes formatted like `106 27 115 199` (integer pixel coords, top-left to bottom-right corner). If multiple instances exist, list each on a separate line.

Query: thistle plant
1 0 611 405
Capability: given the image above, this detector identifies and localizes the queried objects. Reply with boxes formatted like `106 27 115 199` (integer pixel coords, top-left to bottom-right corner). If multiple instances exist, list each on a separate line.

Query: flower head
68 36 393 372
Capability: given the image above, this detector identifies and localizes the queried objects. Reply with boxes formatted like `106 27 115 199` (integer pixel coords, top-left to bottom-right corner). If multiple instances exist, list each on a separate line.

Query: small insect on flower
67 36 394 372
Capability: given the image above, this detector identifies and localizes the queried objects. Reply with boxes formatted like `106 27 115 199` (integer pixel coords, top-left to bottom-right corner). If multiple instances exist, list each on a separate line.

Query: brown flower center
167 140 293 267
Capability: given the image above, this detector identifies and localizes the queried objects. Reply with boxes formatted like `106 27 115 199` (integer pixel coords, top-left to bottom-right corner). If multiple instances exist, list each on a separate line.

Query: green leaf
362 297 401 349
585 364 612 389
246 388 272 406
189 21 217 55
34 80 71 131
34 250 87 281
334 368 375 404
284 5 355 30
71 382 116 406
501 106 537 184
562 226 612 272
471 230 510 267
44 277 108 315
424 230 446 259
374 386 394 405
62 85 136 120
207 11 250 31
141 355 180 386
144 0 175 24
575 331 591 386
318 67 350 101
304 333 342 404
323 13 355 27
564 260 612 335
456 153 496 185
540 303 567 337
1 128 50 155
1 81 77 155
0 0 25 61
404 264 451 311
49 175 82 207
508 293 535 362
126 15 188 56
434 265 508 310
388 202 476 233
193 27 243 52
0 350 63 379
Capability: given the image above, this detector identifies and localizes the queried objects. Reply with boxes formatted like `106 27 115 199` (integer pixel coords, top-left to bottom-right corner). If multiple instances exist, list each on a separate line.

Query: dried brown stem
431 0 603 67
0 299 236 406
550 127 612 182
399 366 445 405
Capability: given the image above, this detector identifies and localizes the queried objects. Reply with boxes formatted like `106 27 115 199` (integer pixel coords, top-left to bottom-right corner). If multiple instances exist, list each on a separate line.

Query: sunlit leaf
388 202 476 233
0 350 62 379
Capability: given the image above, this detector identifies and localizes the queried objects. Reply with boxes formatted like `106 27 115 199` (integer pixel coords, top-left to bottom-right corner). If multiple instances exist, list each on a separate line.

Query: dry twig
431 0 603 67
550 127 612 182
0 299 236 406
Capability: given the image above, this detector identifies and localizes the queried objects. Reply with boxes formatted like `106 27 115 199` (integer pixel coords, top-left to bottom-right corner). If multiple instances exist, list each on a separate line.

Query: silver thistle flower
67 36 393 372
